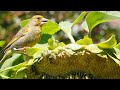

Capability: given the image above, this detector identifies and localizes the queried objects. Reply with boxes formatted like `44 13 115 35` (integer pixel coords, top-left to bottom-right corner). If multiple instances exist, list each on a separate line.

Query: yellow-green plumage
0 15 48 63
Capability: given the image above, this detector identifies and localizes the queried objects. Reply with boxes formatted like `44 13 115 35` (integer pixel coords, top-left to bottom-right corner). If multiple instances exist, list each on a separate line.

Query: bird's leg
12 47 26 54
12 47 31 60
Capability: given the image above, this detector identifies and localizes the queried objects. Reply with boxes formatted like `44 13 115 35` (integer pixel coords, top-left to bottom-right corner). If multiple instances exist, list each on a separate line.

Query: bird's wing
3 26 30 51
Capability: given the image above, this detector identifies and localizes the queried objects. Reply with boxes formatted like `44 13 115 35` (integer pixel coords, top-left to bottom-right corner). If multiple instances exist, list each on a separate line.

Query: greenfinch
0 15 48 63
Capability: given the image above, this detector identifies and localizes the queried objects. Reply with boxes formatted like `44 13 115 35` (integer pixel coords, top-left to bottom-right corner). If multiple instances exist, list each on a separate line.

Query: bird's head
29 15 48 26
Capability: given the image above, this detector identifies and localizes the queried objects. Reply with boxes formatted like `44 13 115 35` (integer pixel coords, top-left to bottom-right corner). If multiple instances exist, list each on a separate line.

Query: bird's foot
12 47 31 60
12 47 29 55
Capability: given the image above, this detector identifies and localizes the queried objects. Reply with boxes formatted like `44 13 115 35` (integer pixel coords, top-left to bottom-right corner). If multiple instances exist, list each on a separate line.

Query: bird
0 15 48 64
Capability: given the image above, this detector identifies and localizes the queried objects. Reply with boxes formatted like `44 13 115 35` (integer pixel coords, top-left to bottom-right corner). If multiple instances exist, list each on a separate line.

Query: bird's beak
40 18 48 25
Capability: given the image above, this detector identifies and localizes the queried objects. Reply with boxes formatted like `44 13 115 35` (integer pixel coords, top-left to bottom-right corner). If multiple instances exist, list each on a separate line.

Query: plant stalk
67 33 75 44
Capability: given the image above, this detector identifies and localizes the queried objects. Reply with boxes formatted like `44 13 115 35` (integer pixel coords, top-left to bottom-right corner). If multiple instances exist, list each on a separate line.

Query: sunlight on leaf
33 44 48 59
26 59 35 66
42 20 60 35
114 43 120 50
112 47 120 60
104 49 120 66
64 44 84 51
59 21 75 43
85 44 103 53
84 11 120 32
20 19 60 35
100 11 120 17
59 21 72 33
0 54 22 70
0 60 27 79
72 11 87 26
16 67 27 75
0 58 35 79
12 70 26 79
97 52 108 59
97 34 117 49
0 61 27 73
76 35 93 45
107 52 120 66
0 74 10 79
81 20 89 32
25 47 40 56
48 36 65 50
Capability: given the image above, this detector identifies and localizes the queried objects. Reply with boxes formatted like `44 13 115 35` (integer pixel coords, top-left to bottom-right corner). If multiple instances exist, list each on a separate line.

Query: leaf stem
67 33 75 44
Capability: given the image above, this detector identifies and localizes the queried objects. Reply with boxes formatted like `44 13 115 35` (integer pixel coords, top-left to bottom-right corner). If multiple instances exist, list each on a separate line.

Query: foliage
76 35 93 45
97 34 117 49
0 41 5 47
82 11 120 32
1 11 120 79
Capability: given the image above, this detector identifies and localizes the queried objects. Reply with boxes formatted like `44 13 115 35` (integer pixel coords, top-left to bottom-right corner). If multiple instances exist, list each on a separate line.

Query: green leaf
81 20 89 32
39 34 52 44
76 35 93 45
25 47 40 56
72 11 87 26
111 47 120 60
59 21 75 43
85 44 103 53
100 11 120 17
84 11 120 32
58 42 65 47
0 41 5 47
33 44 48 58
48 36 65 50
0 54 22 70
114 43 120 50
59 21 72 34
0 58 34 79
26 59 35 66
0 74 10 79
12 70 26 79
20 19 60 35
33 43 48 51
20 19 30 27
42 20 60 35
109 55 120 66
97 34 117 49
0 53 27 79
48 36 57 50
108 55 120 66
105 49 120 66
0 57 27 78
97 52 108 59
16 67 27 75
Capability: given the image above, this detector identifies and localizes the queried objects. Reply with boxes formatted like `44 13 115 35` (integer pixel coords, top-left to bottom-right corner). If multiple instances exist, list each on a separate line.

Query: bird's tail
0 49 5 67
0 46 9 59
0 50 12 68
0 48 5 59
0 48 5 54
0 45 9 53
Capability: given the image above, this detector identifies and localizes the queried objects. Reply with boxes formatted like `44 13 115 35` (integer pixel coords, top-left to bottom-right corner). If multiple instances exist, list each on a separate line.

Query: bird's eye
37 18 40 19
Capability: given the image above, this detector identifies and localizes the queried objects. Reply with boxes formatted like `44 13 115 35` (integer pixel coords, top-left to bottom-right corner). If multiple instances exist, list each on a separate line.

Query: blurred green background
0 11 120 48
